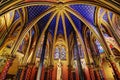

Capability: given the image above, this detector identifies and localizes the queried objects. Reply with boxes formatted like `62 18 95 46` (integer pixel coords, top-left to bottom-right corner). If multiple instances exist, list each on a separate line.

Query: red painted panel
52 64 57 80
84 66 91 80
62 64 68 80
40 66 45 80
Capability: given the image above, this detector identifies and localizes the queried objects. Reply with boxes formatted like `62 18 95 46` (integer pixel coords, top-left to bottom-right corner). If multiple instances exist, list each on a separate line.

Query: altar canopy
0 0 120 80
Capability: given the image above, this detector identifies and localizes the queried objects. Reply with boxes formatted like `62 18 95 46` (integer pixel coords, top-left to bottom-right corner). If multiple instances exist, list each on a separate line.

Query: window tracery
54 47 60 59
60 46 66 59
54 46 66 60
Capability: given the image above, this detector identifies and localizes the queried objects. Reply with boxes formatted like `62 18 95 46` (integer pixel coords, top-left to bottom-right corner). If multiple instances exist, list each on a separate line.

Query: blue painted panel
109 12 113 19
103 13 108 22
69 13 82 34
57 16 64 35
14 10 20 21
64 15 73 37
49 15 56 36
27 5 50 23
37 13 51 34
70 4 95 25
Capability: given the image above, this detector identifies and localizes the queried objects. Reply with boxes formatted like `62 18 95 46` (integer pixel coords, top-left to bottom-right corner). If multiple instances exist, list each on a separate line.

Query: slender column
83 29 92 65
48 65 53 80
23 34 37 80
22 32 32 65
89 40 101 80
68 65 72 80
84 30 96 80
25 64 33 80
0 56 15 80
101 66 107 80
48 42 54 80
89 66 95 80
96 17 113 57
73 32 84 80
16 67 22 80
88 37 96 80
108 58 120 79
68 50 72 80
36 29 48 80
94 69 101 80
0 24 13 46
30 65 37 80
29 38 38 64
83 65 91 80
15 65 26 80
72 69 76 80
107 12 120 45
21 40 37 80
98 68 107 80
89 37 97 66
44 68 48 80
68 37 73 80
0 13 16 46
19 66 27 80
49 42 53 67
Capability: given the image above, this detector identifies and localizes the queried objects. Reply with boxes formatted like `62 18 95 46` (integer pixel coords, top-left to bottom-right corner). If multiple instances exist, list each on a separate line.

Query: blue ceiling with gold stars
13 3 111 37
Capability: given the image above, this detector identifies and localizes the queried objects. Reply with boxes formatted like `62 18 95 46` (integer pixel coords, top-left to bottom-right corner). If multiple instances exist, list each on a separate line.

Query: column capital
68 65 72 68
18 65 26 69
4 55 16 60
48 65 54 70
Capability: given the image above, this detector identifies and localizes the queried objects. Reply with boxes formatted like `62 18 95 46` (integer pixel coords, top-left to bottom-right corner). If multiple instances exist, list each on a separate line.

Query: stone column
30 65 37 80
73 32 84 80
36 29 48 80
108 58 120 79
89 66 95 80
25 64 33 80
48 65 53 80
68 65 72 80
0 56 15 80
20 66 27 80
15 65 27 80
94 69 101 80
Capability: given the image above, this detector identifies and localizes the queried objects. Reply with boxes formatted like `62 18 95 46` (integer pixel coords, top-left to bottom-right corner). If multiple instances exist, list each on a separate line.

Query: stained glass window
18 39 25 52
36 47 42 58
78 46 84 58
74 44 84 59
74 45 77 60
54 47 60 59
104 33 109 37
60 47 66 60
95 40 104 53
54 46 66 60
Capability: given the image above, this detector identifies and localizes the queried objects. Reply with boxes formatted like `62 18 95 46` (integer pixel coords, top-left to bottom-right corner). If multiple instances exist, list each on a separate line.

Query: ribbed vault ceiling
14 2 97 38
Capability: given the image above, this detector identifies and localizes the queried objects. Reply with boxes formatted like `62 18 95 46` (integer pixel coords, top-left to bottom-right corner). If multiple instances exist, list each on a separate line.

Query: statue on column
57 59 62 80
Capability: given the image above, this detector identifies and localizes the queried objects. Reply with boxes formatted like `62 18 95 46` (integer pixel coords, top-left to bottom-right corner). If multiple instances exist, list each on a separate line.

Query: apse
0 0 120 80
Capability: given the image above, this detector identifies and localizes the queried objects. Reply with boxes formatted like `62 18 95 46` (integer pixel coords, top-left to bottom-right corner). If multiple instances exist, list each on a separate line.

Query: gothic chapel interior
0 0 120 80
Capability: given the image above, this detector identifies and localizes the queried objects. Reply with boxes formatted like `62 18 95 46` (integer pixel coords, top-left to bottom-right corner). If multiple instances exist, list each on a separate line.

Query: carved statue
57 59 62 80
